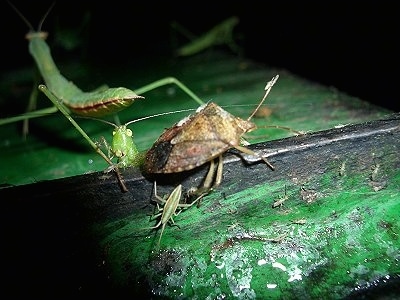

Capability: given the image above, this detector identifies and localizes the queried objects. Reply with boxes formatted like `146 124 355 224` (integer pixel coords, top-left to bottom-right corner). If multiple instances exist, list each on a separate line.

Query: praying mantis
172 16 241 56
2 2 206 191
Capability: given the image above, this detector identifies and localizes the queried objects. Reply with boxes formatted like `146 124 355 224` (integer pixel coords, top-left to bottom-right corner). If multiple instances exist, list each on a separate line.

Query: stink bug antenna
248 74 279 121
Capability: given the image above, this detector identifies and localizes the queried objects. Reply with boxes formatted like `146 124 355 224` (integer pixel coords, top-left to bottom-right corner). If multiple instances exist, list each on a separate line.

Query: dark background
1 1 398 111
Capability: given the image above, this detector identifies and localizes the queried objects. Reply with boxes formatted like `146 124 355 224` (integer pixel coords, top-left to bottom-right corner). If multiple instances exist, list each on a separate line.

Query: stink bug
143 75 280 196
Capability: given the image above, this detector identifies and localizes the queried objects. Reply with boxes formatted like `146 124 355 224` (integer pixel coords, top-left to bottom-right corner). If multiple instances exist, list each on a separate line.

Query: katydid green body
111 125 145 168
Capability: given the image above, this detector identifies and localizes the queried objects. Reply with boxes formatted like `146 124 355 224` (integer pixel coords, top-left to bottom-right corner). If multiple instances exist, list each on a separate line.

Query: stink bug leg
143 75 281 197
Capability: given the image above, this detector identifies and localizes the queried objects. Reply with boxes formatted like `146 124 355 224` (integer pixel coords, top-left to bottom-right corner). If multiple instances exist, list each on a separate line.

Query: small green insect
145 182 203 249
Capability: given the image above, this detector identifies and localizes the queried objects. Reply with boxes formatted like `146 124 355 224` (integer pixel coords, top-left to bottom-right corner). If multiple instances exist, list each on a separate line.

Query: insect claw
261 157 275 170
104 164 117 173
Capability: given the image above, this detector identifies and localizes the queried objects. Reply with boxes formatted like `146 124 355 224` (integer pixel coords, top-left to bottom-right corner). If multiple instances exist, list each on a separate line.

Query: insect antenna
7 1 35 31
7 1 55 32
125 108 196 126
75 107 197 128
247 74 279 121
75 115 119 128
37 2 55 32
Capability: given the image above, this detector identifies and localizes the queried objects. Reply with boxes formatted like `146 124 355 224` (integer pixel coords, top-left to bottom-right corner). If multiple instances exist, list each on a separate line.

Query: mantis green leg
22 72 40 138
133 76 204 106
0 106 58 126
38 84 129 193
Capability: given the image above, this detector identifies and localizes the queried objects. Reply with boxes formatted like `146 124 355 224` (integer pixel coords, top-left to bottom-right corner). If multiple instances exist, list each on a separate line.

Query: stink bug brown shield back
144 102 256 174
143 75 279 195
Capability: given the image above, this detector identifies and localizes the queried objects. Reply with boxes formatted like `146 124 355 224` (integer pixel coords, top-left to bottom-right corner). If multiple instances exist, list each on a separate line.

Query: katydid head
111 124 140 168
78 117 141 168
